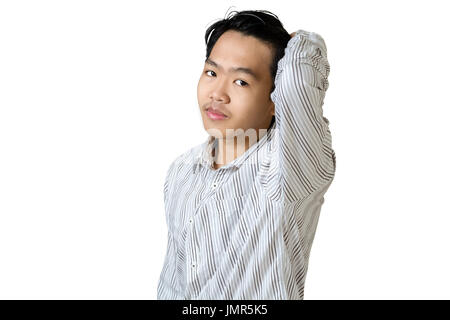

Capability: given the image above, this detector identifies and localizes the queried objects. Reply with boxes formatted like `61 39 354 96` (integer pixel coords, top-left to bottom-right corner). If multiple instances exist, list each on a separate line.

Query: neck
213 136 248 170
212 128 270 170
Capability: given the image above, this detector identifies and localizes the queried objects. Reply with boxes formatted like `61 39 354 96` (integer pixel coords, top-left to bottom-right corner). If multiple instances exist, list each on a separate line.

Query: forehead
208 30 273 79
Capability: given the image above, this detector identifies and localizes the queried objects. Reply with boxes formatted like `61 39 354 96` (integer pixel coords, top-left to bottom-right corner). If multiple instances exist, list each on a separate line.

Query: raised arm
270 29 336 204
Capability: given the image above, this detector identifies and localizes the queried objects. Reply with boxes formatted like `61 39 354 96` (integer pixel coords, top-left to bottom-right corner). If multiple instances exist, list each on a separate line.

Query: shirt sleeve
156 229 181 299
157 159 182 299
269 29 336 204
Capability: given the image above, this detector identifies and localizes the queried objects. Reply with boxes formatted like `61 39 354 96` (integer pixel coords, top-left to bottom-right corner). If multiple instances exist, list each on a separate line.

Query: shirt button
212 182 217 189
192 262 196 268
189 217 193 224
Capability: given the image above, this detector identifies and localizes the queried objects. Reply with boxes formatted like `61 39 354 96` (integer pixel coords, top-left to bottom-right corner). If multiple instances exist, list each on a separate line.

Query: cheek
197 78 202 93
197 78 208 98
233 102 264 128
235 98 255 116
227 106 253 128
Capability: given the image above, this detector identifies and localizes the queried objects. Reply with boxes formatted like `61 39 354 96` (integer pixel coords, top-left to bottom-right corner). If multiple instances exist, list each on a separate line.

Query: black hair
203 8 291 95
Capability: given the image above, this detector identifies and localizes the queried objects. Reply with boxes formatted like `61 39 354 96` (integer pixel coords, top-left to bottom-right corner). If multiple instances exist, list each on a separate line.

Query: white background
1 0 449 299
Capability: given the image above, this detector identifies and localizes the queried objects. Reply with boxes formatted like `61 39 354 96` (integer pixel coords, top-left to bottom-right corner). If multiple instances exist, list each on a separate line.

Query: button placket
188 204 203 226
187 210 198 278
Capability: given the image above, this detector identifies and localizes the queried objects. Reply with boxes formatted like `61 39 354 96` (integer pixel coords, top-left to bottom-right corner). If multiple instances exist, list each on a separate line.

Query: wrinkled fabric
157 29 336 300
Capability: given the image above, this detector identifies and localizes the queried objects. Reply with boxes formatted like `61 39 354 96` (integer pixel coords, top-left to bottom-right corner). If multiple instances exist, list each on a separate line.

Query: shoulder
165 140 205 179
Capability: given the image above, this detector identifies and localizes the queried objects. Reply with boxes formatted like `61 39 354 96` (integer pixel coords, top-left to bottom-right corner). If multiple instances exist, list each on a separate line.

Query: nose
209 78 229 102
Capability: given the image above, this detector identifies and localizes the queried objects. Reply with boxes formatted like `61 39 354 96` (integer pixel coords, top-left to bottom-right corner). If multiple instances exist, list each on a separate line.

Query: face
197 30 275 141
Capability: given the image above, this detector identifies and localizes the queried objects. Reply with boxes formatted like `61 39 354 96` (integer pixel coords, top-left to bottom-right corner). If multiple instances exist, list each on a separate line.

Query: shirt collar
192 134 217 173
192 121 276 173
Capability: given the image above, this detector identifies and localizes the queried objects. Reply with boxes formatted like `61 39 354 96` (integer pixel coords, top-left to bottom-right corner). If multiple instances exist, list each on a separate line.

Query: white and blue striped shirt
157 29 336 300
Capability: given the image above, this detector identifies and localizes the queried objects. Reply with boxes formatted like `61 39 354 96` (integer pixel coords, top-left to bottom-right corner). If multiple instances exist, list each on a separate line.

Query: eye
235 79 248 87
204 70 249 87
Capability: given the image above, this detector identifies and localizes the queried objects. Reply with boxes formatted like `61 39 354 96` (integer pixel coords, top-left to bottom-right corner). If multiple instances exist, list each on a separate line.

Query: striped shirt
157 29 336 300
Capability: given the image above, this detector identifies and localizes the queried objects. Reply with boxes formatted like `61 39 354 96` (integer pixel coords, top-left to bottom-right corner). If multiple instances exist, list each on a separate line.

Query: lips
205 103 229 120
206 108 228 120
206 108 227 117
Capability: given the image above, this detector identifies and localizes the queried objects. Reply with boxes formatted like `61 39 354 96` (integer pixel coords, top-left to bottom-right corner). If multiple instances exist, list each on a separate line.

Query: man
157 9 336 300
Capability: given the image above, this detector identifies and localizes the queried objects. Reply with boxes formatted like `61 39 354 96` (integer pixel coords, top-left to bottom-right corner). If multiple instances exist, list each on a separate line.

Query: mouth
205 108 229 120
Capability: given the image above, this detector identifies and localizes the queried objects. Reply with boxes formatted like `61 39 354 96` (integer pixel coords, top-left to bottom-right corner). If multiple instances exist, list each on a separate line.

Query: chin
201 123 230 138
204 127 227 140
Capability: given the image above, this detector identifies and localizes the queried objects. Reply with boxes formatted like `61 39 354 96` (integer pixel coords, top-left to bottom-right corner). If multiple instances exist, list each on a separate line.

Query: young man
157 10 336 300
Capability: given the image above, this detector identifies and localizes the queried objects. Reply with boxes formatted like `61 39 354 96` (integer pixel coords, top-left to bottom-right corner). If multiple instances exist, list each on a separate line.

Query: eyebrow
205 58 259 80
